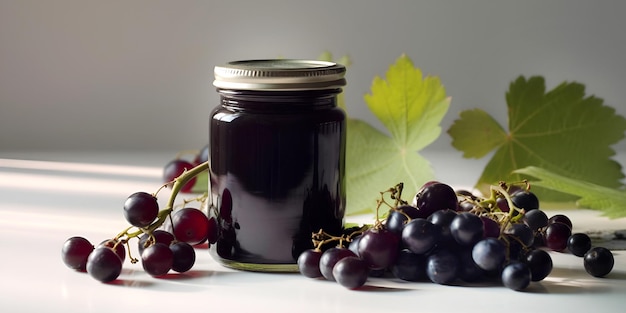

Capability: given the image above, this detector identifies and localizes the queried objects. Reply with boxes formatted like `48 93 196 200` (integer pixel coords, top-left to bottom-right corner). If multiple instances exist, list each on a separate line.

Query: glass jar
209 59 346 272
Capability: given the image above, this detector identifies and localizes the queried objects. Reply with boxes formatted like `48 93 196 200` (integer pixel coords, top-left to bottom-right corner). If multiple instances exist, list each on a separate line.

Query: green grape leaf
448 76 626 201
345 54 450 215
514 166 626 218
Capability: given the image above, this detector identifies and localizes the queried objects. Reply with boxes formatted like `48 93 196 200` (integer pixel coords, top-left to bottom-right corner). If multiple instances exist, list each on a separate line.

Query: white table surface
1 150 625 313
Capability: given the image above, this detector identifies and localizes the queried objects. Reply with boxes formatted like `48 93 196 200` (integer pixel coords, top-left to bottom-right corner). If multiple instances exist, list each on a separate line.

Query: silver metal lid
213 59 346 91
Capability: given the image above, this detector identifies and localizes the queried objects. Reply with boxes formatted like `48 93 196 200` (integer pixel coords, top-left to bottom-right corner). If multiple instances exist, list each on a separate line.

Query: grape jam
209 60 347 271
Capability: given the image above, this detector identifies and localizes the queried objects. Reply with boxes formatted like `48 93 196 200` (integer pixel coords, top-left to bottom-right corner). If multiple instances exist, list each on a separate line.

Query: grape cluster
61 147 216 283
298 182 615 291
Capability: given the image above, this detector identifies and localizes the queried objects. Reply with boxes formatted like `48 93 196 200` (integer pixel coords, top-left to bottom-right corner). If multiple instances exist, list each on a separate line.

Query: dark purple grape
172 207 209 246
567 233 592 257
297 249 323 278
525 249 552 281
548 214 572 229
457 247 485 282
386 205 422 234
141 242 174 276
481 216 500 238
584 247 614 277
123 191 159 228
401 218 440 254
427 209 457 243
86 247 122 283
450 212 484 246
61 236 94 271
523 209 549 231
319 247 356 281
170 241 196 273
545 222 571 251
501 262 531 291
138 230 175 255
426 249 459 285
163 159 197 193
496 197 510 213
414 182 458 217
332 256 370 289
98 239 125 263
511 191 539 211
472 238 506 271
390 249 427 281
504 223 534 247
357 228 400 270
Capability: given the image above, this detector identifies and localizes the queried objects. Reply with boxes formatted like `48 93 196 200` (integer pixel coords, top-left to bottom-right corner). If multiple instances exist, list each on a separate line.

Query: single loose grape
567 233 592 257
584 247 614 277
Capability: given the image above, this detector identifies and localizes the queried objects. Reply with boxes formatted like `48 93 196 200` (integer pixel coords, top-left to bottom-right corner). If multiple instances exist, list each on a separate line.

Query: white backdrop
1 0 625 153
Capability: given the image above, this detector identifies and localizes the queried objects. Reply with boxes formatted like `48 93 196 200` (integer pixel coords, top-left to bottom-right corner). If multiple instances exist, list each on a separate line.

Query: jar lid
213 59 346 91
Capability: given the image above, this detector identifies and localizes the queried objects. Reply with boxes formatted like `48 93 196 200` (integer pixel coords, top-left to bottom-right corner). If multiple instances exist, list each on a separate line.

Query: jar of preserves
209 59 346 272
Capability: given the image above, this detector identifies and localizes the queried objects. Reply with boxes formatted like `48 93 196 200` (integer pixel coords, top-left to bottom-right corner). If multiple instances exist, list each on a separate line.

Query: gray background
1 0 625 153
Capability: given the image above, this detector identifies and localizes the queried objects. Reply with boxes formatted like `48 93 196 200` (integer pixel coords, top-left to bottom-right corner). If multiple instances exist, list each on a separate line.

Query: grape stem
112 161 210 259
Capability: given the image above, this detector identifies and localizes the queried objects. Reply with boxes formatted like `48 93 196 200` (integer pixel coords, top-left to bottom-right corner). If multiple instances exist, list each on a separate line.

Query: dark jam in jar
209 60 346 271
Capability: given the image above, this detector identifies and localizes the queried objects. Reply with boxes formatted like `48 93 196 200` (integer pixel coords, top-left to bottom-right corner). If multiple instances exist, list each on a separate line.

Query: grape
501 262 531 291
138 230 175 255
511 191 539 211
567 233 592 257
458 247 485 282
450 212 484 246
170 241 196 273
496 197 510 213
545 222 571 251
386 205 422 234
472 238 506 271
357 228 400 270
525 249 552 281
426 249 459 285
297 249 323 278
319 247 356 281
332 256 370 289
427 209 457 243
141 242 174 276
98 239 125 263
480 216 500 239
172 207 210 246
401 218 440 254
123 192 159 228
523 209 549 231
61 236 94 271
86 247 122 283
413 182 458 216
163 159 197 193
504 223 534 247
584 247 614 277
548 214 572 229
391 249 427 281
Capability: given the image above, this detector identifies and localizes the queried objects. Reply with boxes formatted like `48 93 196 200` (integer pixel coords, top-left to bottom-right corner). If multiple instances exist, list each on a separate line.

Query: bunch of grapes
61 146 217 283
298 182 615 291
